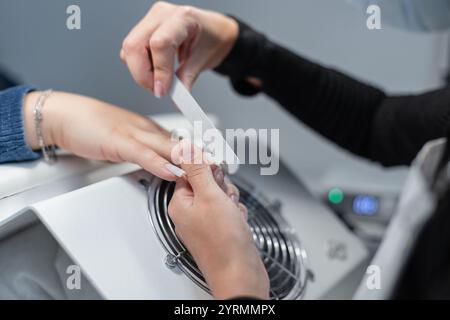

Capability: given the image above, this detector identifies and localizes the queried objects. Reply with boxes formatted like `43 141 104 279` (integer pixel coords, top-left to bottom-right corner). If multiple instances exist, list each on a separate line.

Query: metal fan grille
147 178 311 300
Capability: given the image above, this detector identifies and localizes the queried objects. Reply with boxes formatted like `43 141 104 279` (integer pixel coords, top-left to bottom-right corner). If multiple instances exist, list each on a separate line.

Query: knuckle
186 165 208 179
137 117 154 131
178 5 194 17
153 1 169 10
133 72 151 88
153 63 171 75
121 37 138 54
183 71 197 84
149 35 174 51
144 150 160 164
138 150 159 169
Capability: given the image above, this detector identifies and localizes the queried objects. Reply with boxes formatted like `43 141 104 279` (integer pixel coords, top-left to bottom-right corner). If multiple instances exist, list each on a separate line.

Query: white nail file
169 76 240 174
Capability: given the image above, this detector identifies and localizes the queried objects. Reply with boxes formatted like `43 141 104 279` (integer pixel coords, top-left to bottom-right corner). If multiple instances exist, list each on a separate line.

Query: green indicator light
328 188 344 204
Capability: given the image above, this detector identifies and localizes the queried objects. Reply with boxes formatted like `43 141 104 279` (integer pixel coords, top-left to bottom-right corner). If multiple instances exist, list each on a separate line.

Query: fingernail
215 169 224 184
230 194 239 205
228 184 240 198
239 204 248 221
164 163 186 177
154 80 164 98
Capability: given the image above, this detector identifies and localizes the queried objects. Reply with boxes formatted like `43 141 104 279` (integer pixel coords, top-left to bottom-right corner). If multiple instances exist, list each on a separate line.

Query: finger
225 179 240 204
176 32 205 90
117 139 177 181
211 165 225 190
229 194 239 206
177 40 192 66
177 55 202 90
178 140 218 195
122 40 154 91
121 4 169 90
133 129 178 161
173 177 193 200
226 183 240 198
149 9 199 97
176 28 201 90
238 203 249 221
168 177 193 223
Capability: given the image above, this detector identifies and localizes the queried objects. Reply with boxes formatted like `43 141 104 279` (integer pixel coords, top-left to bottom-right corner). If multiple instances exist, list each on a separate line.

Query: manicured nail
227 183 240 198
154 80 164 98
164 163 186 178
238 203 248 220
230 194 239 205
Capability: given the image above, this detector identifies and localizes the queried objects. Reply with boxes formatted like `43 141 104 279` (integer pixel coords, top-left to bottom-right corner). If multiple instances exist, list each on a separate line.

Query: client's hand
168 143 269 299
23 91 179 181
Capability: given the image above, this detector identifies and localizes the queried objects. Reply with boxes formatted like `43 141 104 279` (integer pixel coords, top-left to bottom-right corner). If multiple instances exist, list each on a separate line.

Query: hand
121 1 238 96
22 90 179 181
168 142 269 299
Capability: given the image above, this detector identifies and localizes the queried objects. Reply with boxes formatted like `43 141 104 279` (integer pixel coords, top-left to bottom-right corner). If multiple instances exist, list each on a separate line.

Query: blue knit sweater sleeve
0 85 40 162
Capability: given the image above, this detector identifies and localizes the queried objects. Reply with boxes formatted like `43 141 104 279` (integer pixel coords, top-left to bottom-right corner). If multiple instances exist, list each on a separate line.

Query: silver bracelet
33 89 57 162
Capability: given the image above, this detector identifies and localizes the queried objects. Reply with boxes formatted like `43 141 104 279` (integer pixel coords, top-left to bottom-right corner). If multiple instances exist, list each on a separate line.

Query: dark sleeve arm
215 19 450 167
0 85 40 163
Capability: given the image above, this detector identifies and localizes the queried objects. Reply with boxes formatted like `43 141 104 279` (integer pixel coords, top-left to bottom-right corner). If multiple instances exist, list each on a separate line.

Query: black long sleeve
215 19 450 167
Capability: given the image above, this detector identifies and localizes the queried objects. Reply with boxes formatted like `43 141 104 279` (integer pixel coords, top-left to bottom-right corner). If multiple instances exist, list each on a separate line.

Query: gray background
1 0 449 191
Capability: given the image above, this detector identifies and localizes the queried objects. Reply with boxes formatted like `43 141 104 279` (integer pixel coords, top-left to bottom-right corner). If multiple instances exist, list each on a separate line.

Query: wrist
204 11 239 69
219 15 239 62
205 257 269 300
23 91 58 150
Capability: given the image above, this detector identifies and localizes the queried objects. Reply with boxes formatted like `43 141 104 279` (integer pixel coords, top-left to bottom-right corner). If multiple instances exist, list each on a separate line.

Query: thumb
178 140 217 196
168 177 193 223
173 177 193 201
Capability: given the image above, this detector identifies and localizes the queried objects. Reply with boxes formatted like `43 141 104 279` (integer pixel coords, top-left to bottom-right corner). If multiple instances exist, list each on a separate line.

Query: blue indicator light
353 195 378 216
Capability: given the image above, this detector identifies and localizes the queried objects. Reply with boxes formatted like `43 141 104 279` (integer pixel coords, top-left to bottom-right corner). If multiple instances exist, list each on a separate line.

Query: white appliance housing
0 114 368 299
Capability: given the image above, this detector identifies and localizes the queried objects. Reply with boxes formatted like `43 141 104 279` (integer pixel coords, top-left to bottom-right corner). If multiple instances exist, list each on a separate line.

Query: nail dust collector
0 114 367 299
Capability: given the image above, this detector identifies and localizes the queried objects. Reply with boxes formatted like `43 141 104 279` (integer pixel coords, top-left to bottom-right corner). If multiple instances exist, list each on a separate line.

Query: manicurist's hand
121 1 238 96
168 142 269 300
22 91 179 181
